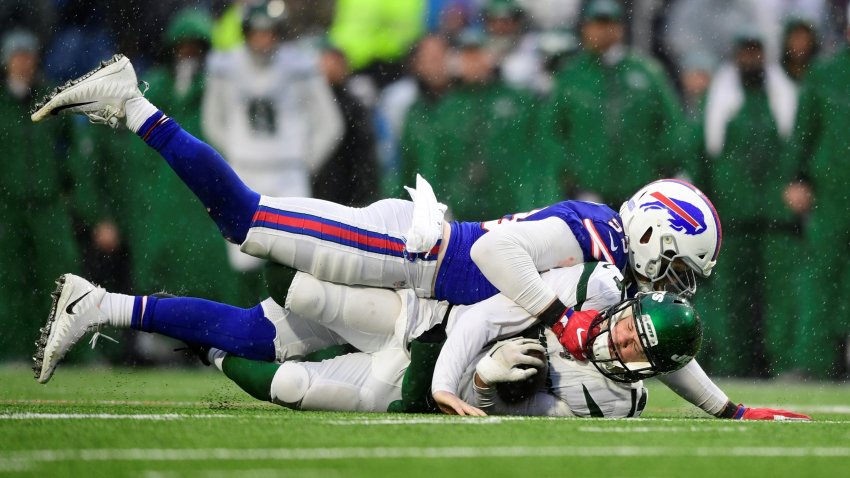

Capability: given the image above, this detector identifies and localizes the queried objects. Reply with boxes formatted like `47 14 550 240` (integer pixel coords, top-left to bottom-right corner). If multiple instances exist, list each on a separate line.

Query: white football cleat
30 54 143 127
34 274 107 384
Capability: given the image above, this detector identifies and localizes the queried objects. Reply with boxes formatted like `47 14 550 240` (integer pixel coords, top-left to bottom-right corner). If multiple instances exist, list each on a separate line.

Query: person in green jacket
782 14 850 379
0 29 80 360
406 29 541 221
542 0 686 207
780 15 819 84
692 33 801 377
393 35 452 198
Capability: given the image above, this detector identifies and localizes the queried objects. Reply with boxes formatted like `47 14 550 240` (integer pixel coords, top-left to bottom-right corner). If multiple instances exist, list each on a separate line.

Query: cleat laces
88 329 119 349
83 80 149 128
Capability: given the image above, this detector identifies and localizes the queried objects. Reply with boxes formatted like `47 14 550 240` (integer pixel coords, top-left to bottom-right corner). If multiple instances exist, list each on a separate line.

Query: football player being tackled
31 55 807 421
34 260 706 417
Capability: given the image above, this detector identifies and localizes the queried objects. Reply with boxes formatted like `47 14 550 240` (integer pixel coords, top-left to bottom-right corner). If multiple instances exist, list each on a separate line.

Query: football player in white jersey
32 261 805 420
31 261 702 417
201 2 343 273
31 54 805 421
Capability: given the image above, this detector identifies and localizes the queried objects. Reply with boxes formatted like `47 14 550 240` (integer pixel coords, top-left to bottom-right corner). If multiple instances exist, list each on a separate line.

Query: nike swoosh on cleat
65 290 92 315
51 101 97 115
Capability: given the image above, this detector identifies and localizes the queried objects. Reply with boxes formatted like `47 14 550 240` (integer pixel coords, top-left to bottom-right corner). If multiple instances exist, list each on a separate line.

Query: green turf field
1 364 848 477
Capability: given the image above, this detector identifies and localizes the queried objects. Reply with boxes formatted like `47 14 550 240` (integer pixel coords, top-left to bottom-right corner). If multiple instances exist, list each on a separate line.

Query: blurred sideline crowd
2 0 850 380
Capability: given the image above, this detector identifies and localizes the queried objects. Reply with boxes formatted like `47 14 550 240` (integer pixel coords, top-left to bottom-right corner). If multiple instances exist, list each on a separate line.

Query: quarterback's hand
733 404 811 421
432 390 487 416
551 309 598 361
475 337 546 385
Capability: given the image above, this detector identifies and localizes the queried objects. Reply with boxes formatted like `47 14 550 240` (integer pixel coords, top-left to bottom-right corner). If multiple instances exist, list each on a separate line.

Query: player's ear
265 262 298 305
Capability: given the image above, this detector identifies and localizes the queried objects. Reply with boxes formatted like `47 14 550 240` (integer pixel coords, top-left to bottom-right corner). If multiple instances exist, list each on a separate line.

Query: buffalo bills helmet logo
640 192 707 235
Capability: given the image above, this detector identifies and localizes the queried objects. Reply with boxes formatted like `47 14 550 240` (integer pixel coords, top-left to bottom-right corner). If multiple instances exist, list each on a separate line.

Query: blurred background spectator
781 15 821 82
782 8 850 380
401 28 538 220
542 0 686 205
312 42 380 206
691 32 800 377
0 29 81 361
202 1 343 304
379 34 451 196
2 0 850 380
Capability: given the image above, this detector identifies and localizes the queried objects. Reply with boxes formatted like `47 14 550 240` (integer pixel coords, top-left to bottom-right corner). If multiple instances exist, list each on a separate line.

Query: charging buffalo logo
640 192 707 235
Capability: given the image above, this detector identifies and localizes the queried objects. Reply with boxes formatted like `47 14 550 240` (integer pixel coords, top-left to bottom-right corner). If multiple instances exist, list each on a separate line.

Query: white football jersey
202 43 342 196
433 262 646 417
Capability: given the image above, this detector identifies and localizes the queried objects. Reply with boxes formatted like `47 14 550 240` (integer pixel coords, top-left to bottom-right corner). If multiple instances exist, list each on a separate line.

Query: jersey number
248 97 278 135
607 217 628 253
481 208 543 232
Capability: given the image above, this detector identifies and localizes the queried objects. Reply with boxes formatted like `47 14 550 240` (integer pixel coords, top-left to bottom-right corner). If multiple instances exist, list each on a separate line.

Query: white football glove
475 337 546 385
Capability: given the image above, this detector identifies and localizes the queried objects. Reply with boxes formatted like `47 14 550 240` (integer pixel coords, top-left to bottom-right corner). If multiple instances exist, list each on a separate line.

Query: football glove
476 337 546 385
551 308 598 361
732 404 811 421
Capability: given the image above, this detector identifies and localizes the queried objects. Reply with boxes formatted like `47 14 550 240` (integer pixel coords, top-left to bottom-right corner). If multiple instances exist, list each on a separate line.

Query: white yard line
0 399 266 407
0 413 236 420
2 411 845 424
326 416 563 425
1 446 850 467
578 425 750 433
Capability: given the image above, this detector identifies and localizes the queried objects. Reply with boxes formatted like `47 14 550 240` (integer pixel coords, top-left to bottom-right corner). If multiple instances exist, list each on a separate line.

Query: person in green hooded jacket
782 12 850 379
542 0 686 207
401 29 542 221
690 33 802 377
0 29 80 360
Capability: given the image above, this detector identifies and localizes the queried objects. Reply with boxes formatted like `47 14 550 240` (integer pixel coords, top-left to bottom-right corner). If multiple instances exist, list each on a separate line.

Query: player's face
609 307 647 364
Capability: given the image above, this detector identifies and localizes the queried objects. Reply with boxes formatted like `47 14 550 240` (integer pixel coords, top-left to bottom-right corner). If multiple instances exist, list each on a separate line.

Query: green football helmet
586 292 702 383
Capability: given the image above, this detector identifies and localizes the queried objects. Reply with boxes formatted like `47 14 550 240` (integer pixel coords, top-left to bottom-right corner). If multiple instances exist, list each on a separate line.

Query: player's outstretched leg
33 274 280 384
31 54 260 245
31 55 441 293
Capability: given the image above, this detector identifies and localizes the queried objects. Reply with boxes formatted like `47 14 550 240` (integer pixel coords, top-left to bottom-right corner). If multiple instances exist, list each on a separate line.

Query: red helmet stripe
648 192 701 229
651 179 722 261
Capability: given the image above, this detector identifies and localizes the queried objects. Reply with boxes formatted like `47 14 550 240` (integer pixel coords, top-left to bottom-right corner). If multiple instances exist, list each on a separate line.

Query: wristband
717 400 740 419
539 299 568 327
473 379 498 408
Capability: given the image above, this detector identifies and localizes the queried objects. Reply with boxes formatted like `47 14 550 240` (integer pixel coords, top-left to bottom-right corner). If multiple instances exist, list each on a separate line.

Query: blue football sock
131 295 276 361
137 112 260 244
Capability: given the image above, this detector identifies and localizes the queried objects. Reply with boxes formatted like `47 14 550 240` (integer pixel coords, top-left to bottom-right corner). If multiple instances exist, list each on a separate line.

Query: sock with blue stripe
131 295 277 361
125 98 260 244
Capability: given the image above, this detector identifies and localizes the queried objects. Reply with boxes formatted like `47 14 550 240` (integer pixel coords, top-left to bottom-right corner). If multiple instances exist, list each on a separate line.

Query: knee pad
287 273 329 323
269 362 310 408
